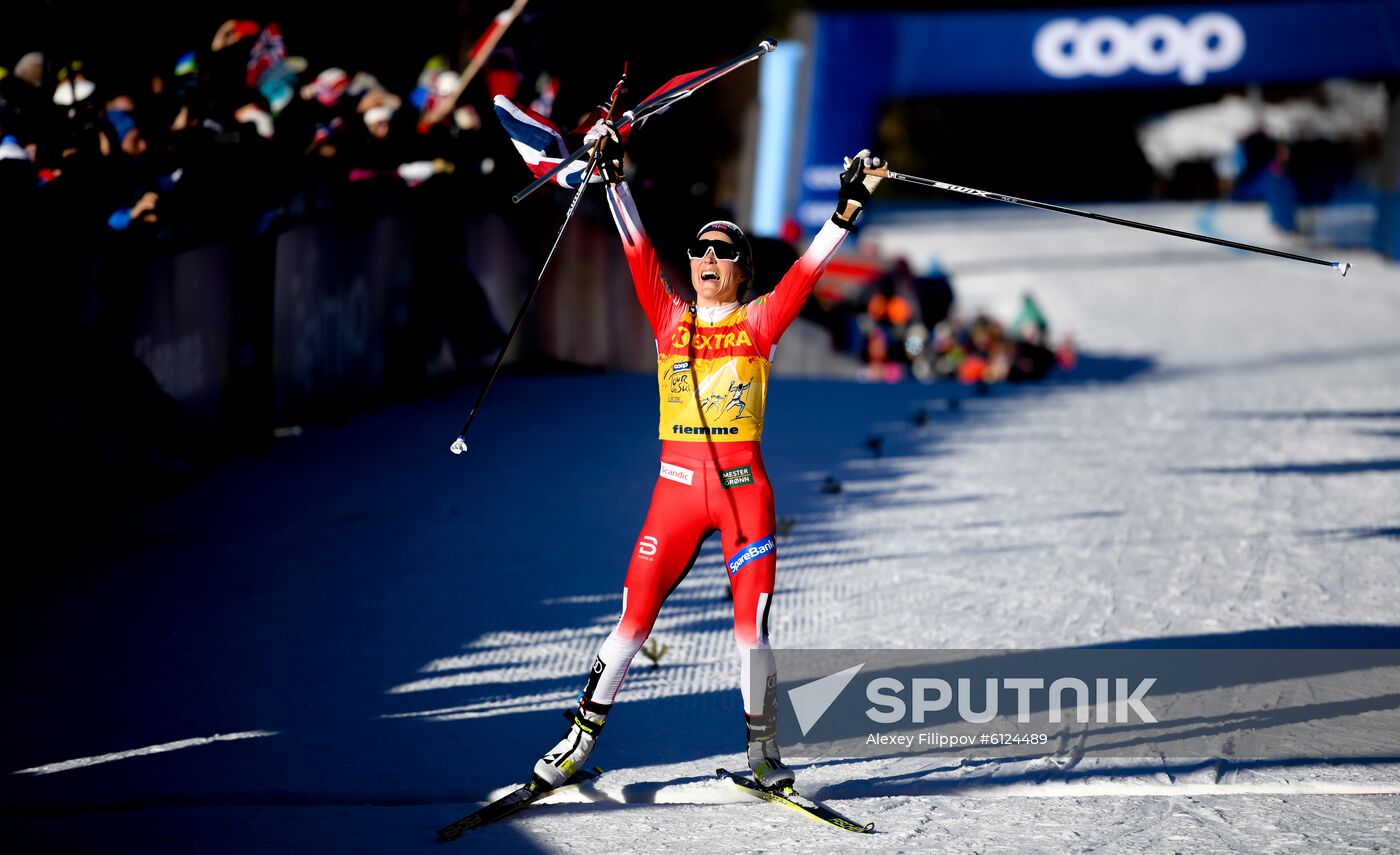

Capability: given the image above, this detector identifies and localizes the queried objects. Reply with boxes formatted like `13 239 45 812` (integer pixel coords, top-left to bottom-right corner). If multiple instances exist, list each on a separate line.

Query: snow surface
4 202 1398 853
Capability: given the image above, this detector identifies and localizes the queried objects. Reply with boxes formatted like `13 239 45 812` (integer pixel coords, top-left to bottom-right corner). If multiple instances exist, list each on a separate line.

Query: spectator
926 296 1068 386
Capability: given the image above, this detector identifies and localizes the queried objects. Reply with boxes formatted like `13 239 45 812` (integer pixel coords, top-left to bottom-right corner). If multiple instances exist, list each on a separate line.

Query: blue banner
783 2 1400 231
819 3 1400 97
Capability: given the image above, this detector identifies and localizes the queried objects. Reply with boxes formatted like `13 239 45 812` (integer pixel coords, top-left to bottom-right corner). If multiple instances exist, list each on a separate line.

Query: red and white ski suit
579 182 847 716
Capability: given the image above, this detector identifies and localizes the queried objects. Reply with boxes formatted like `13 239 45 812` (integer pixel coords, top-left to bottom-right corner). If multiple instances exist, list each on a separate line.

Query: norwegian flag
493 95 598 189
310 116 345 148
462 0 529 99
511 42 771 202
628 66 714 129
493 67 630 190
465 6 517 67
246 23 286 88
494 63 727 191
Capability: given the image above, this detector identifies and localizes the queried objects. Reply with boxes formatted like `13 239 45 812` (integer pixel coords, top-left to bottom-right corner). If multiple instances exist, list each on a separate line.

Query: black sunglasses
687 239 745 263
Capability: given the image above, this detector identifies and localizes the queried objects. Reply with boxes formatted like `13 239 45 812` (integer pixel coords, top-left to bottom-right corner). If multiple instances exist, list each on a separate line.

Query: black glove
584 119 624 185
832 149 886 231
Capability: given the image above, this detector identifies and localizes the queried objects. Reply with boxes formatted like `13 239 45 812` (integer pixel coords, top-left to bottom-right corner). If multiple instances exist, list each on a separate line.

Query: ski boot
746 712 795 789
534 699 610 787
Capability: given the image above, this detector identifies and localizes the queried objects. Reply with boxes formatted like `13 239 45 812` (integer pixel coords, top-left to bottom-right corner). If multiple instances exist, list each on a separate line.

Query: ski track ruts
1170 794 1271 855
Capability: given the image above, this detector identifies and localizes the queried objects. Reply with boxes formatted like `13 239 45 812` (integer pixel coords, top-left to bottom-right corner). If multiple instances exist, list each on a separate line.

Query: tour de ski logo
667 362 692 403
702 379 753 421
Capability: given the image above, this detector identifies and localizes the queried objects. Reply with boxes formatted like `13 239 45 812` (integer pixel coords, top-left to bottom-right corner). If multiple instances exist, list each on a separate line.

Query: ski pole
449 150 598 455
450 69 628 455
512 39 777 203
868 168 1352 276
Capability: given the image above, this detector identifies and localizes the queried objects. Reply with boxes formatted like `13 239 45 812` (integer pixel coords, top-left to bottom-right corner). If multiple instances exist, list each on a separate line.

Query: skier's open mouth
701 271 720 281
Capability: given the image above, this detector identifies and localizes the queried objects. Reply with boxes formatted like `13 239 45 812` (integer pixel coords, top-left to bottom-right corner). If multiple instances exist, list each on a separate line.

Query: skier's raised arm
587 119 688 339
749 150 887 349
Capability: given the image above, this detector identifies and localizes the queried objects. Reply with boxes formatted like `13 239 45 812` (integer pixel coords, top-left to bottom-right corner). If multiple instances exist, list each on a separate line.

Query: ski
716 768 875 834
436 767 603 841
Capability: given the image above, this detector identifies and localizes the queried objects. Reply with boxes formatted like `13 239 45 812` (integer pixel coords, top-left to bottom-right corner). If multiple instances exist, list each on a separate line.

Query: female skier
534 123 886 790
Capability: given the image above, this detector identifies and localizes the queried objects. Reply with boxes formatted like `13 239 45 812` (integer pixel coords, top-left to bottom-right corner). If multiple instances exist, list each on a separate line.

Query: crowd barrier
106 205 854 449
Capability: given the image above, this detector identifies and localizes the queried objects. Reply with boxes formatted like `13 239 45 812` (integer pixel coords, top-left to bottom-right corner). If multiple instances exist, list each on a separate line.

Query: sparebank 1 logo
1034 12 1246 85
